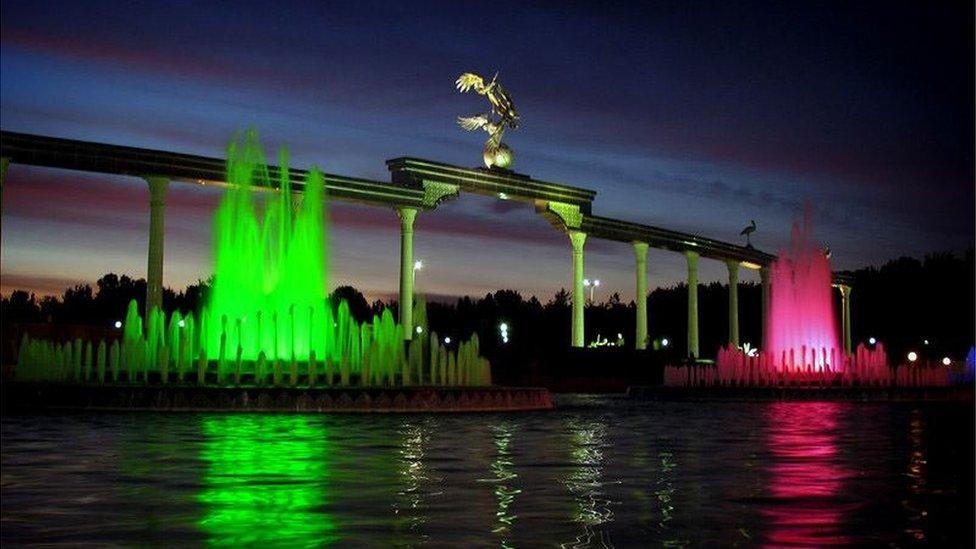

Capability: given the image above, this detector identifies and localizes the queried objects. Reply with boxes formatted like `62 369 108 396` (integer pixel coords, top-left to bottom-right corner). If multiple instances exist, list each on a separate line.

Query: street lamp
907 351 918 363
413 259 423 289
582 278 601 303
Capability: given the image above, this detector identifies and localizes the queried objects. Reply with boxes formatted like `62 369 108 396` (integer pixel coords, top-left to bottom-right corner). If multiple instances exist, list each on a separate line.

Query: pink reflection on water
763 402 854 547
767 209 840 371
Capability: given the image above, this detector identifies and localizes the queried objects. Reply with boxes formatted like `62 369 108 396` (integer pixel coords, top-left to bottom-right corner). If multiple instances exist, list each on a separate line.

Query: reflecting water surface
762 402 851 546
2 396 972 547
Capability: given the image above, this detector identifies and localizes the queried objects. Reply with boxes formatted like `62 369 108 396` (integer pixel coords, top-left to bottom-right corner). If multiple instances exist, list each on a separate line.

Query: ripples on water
2 396 972 547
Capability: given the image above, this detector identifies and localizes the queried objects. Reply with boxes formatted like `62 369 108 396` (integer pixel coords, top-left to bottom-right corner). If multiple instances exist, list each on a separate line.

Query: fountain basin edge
627 385 974 402
1 383 555 413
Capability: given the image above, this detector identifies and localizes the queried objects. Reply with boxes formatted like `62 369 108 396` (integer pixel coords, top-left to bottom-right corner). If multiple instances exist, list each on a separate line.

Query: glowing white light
444 337 451 344
868 337 877 345
498 192 509 200
661 338 669 347
907 351 918 363
617 333 623 339
178 319 185 328
415 326 423 334
742 342 758 357
942 357 951 366
114 320 122 329
499 322 508 332
923 339 929 345
583 279 591 287
594 279 601 287
414 260 423 271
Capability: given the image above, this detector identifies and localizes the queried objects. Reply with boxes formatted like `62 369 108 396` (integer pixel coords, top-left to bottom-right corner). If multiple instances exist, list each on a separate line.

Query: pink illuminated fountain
766 208 840 371
663 207 954 387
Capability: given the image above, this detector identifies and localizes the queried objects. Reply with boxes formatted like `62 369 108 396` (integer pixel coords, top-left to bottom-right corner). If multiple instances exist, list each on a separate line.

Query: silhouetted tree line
3 250 972 370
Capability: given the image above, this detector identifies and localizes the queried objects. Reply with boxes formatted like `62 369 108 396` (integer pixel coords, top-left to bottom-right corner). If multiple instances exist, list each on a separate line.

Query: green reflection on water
488 423 519 538
198 415 337 546
563 418 613 548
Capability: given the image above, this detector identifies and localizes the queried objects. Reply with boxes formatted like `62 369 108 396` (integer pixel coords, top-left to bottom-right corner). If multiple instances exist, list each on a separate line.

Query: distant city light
942 357 951 366
499 322 509 344
498 192 509 200
907 351 918 363
444 337 451 344
923 339 929 345
661 338 670 347
868 337 877 345
114 320 122 329
415 326 423 334
178 319 185 328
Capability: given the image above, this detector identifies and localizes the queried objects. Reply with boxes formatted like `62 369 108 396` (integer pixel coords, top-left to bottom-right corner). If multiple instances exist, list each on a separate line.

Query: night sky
1 1 972 302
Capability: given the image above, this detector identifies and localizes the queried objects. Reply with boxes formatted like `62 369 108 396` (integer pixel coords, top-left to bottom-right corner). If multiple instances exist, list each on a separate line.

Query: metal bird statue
455 71 520 169
740 219 757 248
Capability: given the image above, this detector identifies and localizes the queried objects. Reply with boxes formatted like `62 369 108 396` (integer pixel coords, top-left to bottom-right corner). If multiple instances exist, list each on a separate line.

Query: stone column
569 230 587 348
839 284 852 355
145 176 169 315
760 266 770 349
686 251 700 359
726 260 740 347
633 242 649 350
397 207 419 340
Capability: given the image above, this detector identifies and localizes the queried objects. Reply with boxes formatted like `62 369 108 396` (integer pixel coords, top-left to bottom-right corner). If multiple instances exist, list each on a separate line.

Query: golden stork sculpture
455 71 520 169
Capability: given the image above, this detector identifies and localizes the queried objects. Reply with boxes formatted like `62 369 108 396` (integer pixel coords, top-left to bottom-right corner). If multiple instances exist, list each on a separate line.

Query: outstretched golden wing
457 114 488 131
455 73 486 94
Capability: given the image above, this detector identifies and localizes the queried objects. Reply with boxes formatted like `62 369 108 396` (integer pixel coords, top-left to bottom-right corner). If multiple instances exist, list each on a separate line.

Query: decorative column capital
632 241 649 262
568 230 587 252
726 259 739 281
397 207 419 229
144 175 168 192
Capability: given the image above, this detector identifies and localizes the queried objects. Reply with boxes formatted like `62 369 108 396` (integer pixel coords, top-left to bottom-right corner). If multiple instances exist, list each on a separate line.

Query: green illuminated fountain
203 132 330 363
15 132 492 389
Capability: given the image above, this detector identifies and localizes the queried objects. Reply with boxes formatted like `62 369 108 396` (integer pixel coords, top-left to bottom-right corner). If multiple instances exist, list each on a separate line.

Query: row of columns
140 189 839 354
0 158 850 354
564 231 774 358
